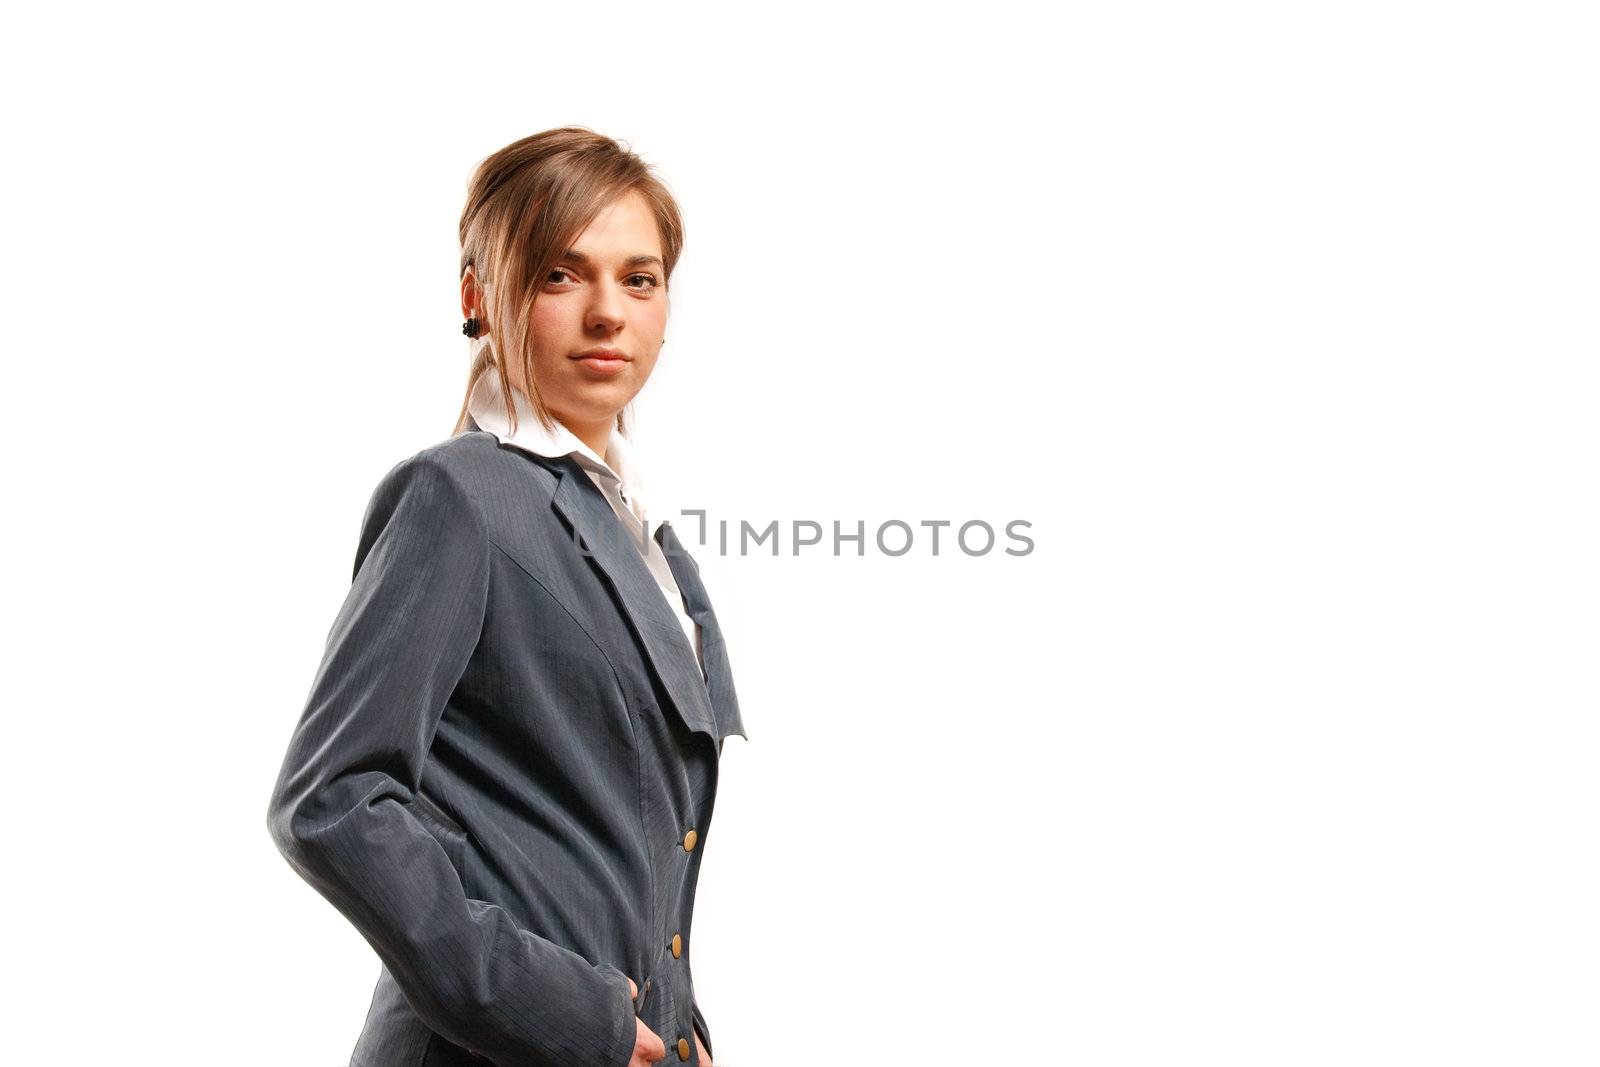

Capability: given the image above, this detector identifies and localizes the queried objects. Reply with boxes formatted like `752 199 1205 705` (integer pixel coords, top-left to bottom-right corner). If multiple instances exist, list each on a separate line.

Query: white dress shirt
465 368 705 679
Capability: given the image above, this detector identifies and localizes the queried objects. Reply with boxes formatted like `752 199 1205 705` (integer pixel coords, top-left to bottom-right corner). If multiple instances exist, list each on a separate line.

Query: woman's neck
560 416 614 462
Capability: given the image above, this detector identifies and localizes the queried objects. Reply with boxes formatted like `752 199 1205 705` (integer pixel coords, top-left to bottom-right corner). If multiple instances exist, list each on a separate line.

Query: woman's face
519 189 668 435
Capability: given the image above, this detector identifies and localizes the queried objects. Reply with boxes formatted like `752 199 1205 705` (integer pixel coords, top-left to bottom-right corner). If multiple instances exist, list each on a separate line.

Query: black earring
462 317 481 338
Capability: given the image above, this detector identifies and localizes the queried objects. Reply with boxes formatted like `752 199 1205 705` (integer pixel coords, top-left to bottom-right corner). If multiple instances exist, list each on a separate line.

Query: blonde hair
452 127 685 437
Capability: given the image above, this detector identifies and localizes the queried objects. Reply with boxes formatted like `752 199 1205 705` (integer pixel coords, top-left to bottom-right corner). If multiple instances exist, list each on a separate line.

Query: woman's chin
551 388 634 426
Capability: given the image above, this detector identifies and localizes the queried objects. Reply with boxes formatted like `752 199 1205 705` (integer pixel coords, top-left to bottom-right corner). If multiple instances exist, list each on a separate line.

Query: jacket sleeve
692 999 714 1061
265 453 638 1067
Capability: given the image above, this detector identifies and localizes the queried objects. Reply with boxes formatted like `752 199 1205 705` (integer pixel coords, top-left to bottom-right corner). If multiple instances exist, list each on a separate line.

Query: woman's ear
461 267 492 340
460 265 482 321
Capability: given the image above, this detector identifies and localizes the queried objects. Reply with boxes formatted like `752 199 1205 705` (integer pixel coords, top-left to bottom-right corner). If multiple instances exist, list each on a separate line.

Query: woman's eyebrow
559 248 664 270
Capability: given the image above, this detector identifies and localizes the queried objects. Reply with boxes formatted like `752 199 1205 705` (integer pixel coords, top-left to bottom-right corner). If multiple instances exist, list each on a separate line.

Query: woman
266 128 746 1067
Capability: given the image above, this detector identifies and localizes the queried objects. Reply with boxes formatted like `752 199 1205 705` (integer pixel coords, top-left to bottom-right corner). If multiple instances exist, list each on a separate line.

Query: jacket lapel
546 458 721 743
656 521 747 741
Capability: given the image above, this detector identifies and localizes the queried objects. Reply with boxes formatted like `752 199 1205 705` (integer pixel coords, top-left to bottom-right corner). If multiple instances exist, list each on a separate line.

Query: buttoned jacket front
266 420 747 1067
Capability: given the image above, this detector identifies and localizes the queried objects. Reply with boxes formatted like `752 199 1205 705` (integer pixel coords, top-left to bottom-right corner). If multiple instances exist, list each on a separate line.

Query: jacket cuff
595 962 638 1067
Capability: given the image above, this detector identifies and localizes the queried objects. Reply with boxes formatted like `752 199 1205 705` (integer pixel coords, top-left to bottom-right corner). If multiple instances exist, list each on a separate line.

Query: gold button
677 1036 691 1060
670 933 682 958
682 828 698 852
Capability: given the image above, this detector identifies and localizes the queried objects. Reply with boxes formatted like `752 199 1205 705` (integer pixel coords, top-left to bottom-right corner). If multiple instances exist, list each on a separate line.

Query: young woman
267 128 746 1067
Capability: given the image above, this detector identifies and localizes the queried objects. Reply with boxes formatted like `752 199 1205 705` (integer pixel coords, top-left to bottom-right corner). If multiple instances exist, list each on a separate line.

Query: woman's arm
265 453 636 1067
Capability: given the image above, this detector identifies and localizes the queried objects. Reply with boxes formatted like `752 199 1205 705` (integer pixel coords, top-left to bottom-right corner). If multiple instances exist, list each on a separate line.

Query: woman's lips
572 351 630 376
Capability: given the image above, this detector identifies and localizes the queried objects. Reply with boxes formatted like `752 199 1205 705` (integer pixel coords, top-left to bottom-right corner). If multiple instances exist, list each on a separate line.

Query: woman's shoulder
382 428 546 482
405 426 501 473
368 429 559 533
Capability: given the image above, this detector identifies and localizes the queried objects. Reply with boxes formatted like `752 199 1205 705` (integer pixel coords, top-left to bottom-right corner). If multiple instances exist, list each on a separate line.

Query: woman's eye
547 268 574 285
626 273 661 291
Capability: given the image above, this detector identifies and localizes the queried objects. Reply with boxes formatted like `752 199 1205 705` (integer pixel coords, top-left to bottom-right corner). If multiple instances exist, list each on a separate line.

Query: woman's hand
625 977 666 1066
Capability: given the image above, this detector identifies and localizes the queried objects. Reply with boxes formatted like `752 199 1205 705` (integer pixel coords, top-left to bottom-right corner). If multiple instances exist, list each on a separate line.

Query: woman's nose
586 285 627 332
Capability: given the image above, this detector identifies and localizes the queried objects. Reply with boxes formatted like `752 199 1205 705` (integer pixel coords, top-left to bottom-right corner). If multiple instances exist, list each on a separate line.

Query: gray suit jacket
266 423 747 1067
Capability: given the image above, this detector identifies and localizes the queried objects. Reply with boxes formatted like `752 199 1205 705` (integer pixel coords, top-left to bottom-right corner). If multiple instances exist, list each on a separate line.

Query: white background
3 2 1596 1064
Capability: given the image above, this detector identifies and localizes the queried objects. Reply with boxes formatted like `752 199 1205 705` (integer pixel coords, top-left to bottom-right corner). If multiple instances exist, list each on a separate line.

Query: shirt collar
466 368 660 524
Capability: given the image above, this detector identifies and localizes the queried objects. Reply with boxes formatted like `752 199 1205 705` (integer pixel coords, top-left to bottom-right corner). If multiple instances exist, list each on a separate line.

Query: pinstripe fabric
266 424 746 1067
